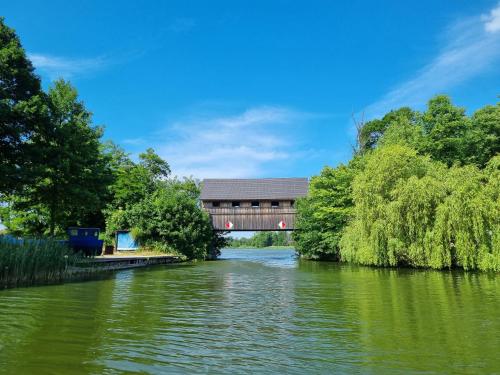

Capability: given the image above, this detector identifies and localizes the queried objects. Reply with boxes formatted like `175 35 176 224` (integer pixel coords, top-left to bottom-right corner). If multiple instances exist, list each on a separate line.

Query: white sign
225 221 234 230
278 220 286 230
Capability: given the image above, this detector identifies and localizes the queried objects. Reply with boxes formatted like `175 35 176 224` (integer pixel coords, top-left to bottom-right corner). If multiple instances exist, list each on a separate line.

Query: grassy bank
0 238 80 288
0 238 187 289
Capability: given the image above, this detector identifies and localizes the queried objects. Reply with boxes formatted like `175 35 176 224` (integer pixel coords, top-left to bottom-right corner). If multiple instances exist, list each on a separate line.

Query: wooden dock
87 255 182 270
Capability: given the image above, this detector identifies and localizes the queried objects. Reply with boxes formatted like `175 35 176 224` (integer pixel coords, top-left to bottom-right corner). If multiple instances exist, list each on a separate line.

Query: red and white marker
225 221 234 230
278 220 286 230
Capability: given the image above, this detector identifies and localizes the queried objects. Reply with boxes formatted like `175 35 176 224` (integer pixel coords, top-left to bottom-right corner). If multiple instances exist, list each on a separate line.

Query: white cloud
28 53 107 79
364 3 500 118
145 106 308 179
483 3 500 33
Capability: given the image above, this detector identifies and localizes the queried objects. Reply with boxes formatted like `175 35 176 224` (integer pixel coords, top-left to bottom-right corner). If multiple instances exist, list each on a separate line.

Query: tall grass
0 237 79 288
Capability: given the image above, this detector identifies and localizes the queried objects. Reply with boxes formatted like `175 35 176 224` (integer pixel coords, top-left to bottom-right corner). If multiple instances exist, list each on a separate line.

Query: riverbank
0 237 187 289
2 254 185 290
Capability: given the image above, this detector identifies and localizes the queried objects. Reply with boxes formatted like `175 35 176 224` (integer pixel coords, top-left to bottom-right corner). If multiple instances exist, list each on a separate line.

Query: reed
0 237 79 288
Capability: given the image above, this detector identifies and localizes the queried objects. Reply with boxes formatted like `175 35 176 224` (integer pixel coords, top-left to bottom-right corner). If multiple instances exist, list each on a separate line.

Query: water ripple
0 249 499 374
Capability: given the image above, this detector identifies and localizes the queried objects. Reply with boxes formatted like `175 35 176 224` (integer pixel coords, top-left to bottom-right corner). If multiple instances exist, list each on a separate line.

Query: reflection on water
220 247 298 268
0 248 498 374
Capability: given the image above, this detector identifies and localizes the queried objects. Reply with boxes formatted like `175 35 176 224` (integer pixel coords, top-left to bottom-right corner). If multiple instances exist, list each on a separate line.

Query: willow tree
340 145 499 271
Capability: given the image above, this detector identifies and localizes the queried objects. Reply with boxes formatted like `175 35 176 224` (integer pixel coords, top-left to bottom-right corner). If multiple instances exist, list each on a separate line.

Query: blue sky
3 1 500 179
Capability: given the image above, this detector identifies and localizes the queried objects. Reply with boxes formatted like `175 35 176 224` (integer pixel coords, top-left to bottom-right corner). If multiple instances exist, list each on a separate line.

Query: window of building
251 201 260 207
232 201 240 207
271 201 279 208
212 201 220 207
290 200 295 208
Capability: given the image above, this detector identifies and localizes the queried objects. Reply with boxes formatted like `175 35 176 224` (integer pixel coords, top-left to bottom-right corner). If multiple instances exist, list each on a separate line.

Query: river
0 248 498 374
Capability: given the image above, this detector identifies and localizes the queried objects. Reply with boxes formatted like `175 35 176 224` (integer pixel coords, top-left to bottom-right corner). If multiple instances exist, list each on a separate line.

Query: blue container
115 230 139 251
67 227 104 256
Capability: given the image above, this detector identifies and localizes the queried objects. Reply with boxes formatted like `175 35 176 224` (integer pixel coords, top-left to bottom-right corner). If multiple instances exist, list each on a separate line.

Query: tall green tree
358 95 499 167
1 80 111 235
0 17 45 193
293 162 356 260
466 103 500 167
421 95 469 166
110 148 171 209
358 107 417 153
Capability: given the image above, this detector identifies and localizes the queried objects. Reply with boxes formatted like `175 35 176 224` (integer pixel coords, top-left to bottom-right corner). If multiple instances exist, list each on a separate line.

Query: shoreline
1 254 185 290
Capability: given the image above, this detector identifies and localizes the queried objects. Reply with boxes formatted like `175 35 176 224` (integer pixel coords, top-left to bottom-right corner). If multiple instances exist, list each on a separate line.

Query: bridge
200 178 309 231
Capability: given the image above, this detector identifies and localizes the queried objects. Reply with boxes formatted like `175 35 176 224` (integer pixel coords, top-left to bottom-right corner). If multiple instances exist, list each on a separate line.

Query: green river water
0 248 498 374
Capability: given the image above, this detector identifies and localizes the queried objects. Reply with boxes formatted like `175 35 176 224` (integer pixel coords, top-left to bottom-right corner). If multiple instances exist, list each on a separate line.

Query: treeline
228 231 293 248
0 18 224 259
293 96 499 271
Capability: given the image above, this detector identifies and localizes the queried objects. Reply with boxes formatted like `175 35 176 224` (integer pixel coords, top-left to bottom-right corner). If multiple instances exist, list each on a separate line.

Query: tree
121 180 222 259
421 95 469 166
293 162 356 260
358 107 417 153
339 145 499 271
1 80 112 235
466 103 500 167
0 17 45 193
110 148 170 209
297 95 499 270
139 148 171 179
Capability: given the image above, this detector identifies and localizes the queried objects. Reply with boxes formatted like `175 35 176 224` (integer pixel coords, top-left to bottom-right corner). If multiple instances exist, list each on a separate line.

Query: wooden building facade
200 178 308 231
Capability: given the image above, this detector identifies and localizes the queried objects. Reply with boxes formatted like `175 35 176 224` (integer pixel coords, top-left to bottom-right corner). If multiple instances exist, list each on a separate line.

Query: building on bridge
200 178 308 231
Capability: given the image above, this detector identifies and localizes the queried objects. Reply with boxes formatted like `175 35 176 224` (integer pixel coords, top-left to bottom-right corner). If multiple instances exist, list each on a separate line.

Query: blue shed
67 227 104 256
115 230 139 251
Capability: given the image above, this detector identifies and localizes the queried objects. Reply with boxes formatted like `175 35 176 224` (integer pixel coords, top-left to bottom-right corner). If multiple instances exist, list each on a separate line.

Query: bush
105 180 226 260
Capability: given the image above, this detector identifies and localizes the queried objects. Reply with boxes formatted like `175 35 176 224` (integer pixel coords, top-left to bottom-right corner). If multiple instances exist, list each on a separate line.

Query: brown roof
200 178 308 200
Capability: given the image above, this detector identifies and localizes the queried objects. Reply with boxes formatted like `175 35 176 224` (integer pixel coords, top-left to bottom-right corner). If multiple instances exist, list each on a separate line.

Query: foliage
0 17 45 193
420 95 469 166
228 231 292 248
0 236 78 287
106 180 225 260
340 147 499 271
293 163 356 259
466 103 500 167
101 145 223 260
358 107 417 152
0 80 112 235
127 182 219 259
109 148 171 210
298 95 499 271
358 95 499 168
